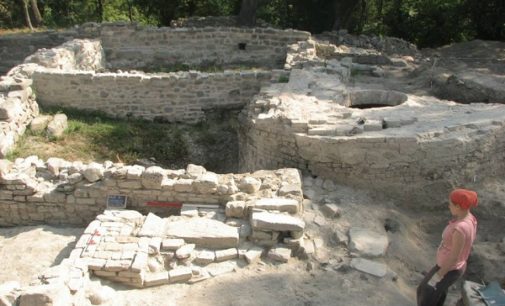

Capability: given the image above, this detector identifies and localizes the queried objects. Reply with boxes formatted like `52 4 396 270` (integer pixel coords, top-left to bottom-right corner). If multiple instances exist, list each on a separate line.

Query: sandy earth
1 175 503 306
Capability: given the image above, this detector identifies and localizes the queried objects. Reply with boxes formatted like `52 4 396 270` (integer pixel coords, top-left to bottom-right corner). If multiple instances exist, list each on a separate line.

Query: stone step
164 218 239 249
250 210 305 232
251 198 299 214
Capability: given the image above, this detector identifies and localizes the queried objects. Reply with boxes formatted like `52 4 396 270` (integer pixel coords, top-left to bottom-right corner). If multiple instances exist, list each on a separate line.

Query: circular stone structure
238 68 505 203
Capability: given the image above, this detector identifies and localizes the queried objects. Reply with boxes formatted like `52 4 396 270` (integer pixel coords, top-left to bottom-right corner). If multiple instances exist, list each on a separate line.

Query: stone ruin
1 21 505 304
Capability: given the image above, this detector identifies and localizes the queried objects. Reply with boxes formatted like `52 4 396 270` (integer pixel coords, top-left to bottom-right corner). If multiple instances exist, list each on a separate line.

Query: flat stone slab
251 211 305 232
206 261 238 277
267 247 291 263
350 258 388 278
164 218 239 249
138 213 165 237
348 227 388 257
252 198 299 214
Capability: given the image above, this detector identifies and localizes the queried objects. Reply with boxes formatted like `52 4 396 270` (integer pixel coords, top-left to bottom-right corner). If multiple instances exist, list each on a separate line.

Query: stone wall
238 80 505 204
0 30 76 75
0 77 38 157
0 39 105 158
32 69 273 122
0 156 303 226
97 23 310 70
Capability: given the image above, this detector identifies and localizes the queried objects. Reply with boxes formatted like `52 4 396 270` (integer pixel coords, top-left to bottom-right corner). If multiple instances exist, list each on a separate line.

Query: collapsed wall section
0 31 76 75
0 157 303 227
32 69 273 122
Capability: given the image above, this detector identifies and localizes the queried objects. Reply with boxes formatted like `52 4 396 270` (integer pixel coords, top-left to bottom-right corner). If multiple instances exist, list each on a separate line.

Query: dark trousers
417 265 463 306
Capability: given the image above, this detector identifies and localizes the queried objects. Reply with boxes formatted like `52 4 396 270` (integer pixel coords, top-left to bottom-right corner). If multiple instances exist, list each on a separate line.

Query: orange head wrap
450 189 478 210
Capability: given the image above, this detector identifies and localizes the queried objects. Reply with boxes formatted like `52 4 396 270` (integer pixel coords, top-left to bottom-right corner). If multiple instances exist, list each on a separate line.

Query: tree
238 0 258 26
20 0 33 30
332 0 360 31
30 0 42 26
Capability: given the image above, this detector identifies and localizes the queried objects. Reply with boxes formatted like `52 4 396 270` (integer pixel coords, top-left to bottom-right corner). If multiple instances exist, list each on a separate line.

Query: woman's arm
437 230 465 277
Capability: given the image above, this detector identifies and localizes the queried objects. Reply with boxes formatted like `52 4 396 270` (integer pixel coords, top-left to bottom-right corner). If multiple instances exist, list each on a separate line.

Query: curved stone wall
32 69 273 122
98 23 310 70
238 69 505 203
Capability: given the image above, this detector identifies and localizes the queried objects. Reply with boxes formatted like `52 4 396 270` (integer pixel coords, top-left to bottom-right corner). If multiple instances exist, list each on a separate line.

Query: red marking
88 239 96 245
93 230 101 236
146 201 183 208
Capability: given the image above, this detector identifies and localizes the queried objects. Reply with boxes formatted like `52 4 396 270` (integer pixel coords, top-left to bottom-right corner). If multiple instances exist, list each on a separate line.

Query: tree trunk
238 0 258 27
127 0 133 23
30 0 42 26
20 0 33 30
96 0 104 22
332 0 359 31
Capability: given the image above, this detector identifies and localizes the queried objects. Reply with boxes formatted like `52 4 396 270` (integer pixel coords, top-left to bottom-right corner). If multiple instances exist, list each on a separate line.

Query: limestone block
321 203 341 218
245 247 264 264
348 227 389 257
161 239 185 251
47 114 68 138
30 115 53 132
143 272 169 287
251 211 305 232
18 284 72 306
46 157 66 176
117 180 142 189
252 198 299 214
194 250 215 265
267 247 292 263
225 201 246 218
86 258 107 270
104 260 126 272
0 97 23 121
147 256 164 272
350 258 388 278
238 176 261 194
168 267 192 283
175 244 195 259
164 218 239 249
85 283 117 305
0 281 21 306
206 261 237 277
186 164 206 178
83 162 104 182
0 133 15 159
148 237 162 255
0 159 13 177
278 184 302 197
215 248 238 262
141 166 166 189
193 172 218 193
364 119 383 131
173 179 193 192
126 165 144 179
67 172 83 184
138 213 165 237
131 252 148 272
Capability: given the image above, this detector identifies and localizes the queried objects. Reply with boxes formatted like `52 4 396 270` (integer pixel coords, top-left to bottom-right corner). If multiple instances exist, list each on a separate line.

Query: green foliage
0 0 504 48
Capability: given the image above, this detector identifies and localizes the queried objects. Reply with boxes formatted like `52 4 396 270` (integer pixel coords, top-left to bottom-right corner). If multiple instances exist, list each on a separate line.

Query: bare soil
1 175 503 306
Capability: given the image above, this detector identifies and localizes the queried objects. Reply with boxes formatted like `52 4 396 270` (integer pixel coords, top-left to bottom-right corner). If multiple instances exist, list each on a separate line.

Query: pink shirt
436 213 477 271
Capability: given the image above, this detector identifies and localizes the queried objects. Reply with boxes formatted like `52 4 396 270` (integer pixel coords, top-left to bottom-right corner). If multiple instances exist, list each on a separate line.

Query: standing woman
417 189 478 306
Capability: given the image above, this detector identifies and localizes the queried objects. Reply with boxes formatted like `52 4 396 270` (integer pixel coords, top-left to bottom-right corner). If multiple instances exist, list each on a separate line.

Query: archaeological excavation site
0 20 504 305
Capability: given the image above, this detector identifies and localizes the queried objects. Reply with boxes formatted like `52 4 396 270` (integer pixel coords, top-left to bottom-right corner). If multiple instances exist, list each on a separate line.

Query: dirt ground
1 175 503 306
